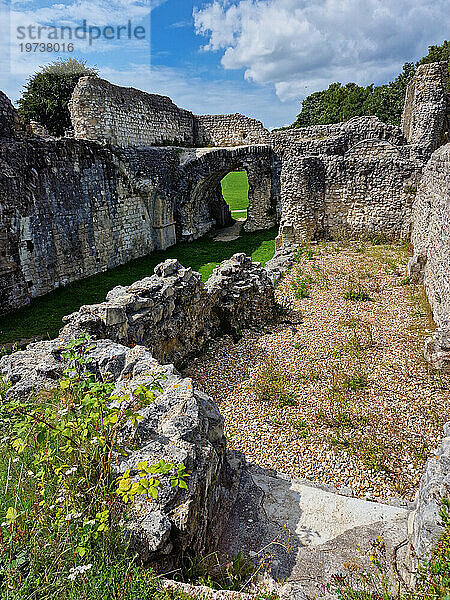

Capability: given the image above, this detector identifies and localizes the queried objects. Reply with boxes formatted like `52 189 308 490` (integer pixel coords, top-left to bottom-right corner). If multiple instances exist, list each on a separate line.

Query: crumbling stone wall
61 254 277 368
69 77 196 147
69 77 272 149
402 62 449 157
0 103 182 315
194 114 272 147
273 115 406 152
275 135 422 247
408 143 450 373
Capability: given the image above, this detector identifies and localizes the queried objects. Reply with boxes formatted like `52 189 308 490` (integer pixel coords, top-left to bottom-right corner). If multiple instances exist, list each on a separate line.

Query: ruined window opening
220 171 249 221
26 240 34 252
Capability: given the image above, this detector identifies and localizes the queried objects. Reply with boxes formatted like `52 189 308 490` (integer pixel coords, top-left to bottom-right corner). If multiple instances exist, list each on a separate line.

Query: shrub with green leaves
17 58 98 136
0 334 188 598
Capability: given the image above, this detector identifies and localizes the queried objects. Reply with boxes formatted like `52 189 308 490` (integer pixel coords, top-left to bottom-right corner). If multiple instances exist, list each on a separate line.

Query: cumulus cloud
194 0 450 101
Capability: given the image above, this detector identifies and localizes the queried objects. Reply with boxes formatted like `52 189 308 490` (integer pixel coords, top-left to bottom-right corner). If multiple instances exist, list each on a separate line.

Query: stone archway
177 145 280 242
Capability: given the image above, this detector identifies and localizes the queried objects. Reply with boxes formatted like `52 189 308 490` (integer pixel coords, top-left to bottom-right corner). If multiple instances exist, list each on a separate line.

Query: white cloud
100 63 299 128
194 0 450 101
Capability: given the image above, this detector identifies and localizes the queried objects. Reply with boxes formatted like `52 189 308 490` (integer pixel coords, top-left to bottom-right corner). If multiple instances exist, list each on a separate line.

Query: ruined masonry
0 61 449 598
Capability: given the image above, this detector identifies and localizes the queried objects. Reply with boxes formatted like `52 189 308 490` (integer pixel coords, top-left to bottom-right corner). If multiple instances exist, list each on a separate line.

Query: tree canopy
17 58 98 137
292 41 449 128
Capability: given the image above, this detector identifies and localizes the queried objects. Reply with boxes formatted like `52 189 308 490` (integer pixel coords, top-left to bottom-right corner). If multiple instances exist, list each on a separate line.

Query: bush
17 58 98 136
0 334 189 599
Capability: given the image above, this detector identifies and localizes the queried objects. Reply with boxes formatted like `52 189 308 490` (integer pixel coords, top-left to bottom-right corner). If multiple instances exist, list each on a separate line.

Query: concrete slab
219 458 410 599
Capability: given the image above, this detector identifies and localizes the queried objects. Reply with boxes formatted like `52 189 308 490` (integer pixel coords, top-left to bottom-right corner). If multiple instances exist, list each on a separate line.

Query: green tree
17 58 98 136
292 41 449 128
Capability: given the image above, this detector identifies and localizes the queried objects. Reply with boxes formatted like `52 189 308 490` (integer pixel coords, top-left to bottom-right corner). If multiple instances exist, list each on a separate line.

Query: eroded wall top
69 77 272 148
402 61 449 155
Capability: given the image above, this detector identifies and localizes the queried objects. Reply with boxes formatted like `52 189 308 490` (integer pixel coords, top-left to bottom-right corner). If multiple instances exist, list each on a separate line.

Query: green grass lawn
0 228 276 346
221 171 249 218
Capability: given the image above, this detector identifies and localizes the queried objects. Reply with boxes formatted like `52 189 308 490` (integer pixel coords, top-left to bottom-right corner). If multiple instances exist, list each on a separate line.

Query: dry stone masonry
1 63 449 318
61 254 277 368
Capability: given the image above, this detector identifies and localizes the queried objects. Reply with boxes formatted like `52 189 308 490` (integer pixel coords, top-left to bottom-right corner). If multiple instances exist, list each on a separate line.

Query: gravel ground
185 241 450 502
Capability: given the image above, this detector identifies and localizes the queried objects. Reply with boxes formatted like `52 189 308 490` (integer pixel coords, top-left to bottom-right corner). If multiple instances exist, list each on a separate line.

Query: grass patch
221 171 249 219
0 228 277 346
344 283 372 302
253 358 297 407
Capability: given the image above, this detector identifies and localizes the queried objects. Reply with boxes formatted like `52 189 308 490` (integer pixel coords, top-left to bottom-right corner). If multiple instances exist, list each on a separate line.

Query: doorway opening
220 171 249 221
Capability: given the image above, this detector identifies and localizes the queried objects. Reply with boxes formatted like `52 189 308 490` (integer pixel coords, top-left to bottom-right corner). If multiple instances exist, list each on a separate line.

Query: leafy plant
17 58 98 136
0 335 188 598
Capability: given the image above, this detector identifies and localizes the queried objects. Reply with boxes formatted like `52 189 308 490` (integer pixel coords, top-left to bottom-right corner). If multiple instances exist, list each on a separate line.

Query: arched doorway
220 170 249 221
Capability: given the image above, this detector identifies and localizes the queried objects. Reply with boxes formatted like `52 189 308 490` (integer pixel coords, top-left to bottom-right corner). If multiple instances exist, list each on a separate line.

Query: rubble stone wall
61 254 277 368
402 61 449 157
194 114 272 147
275 141 423 247
69 77 196 147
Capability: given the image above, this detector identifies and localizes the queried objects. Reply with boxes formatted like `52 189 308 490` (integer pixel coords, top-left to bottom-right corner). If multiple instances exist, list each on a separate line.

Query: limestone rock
424 327 450 373
61 255 277 368
406 423 450 583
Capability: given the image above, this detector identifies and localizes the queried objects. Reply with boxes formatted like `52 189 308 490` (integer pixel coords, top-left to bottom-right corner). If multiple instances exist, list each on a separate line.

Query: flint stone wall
0 126 182 314
275 139 423 247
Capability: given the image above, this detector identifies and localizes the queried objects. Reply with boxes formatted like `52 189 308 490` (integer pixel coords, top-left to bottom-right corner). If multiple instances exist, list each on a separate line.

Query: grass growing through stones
185 239 450 500
0 227 276 348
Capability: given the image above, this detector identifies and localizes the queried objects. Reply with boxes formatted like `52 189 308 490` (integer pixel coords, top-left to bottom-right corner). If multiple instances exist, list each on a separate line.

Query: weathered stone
61 254 277 368
405 423 450 585
424 328 450 373
410 143 450 333
0 336 242 565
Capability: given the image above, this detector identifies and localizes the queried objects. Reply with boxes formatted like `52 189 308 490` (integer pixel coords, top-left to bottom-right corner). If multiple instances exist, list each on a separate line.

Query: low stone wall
0 253 277 565
61 254 277 368
0 335 241 564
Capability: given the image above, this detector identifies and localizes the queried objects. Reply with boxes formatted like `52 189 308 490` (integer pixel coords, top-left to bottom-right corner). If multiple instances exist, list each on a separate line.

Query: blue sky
1 0 449 128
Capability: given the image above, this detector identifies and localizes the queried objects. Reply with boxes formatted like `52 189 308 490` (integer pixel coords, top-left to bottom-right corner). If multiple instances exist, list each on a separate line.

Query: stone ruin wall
0 91 279 316
402 61 450 155
69 77 195 147
69 77 272 148
194 113 272 147
274 126 423 248
409 142 450 330
0 94 185 315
